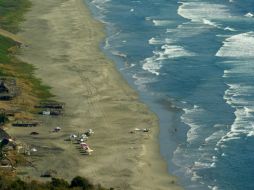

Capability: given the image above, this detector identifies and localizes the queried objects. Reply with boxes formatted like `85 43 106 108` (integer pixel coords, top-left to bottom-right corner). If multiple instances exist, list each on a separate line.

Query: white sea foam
205 130 227 144
91 0 111 4
111 51 127 58
175 21 214 37
245 12 254 17
202 19 221 28
216 32 254 58
216 34 231 38
210 186 219 190
178 2 232 23
104 38 110 49
225 84 254 98
132 74 157 90
223 70 231 78
148 37 172 45
142 42 194 75
152 19 173 26
224 26 237 31
166 23 206 38
148 38 159 45
221 153 226 156
91 0 111 11
159 44 194 60
104 30 121 49
142 57 161 76
217 82 254 146
181 105 206 143
194 161 214 169
145 17 152 21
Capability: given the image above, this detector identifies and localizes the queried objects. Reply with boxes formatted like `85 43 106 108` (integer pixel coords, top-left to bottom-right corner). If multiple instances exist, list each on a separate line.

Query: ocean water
84 0 254 189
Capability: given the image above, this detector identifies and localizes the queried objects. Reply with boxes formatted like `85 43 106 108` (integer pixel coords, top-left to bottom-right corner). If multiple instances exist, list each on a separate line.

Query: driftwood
35 101 64 110
38 110 62 116
12 121 40 127
30 132 39 135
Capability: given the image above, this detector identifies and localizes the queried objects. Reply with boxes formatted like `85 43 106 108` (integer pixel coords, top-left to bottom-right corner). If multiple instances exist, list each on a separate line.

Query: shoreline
8 0 182 189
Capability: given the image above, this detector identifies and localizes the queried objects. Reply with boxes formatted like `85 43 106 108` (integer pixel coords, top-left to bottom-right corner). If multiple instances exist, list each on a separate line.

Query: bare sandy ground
7 0 183 189
0 28 24 44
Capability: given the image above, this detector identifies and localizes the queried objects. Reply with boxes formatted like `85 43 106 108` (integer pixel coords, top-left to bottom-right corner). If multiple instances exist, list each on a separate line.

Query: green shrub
70 176 93 190
10 178 28 190
0 113 8 124
50 178 69 189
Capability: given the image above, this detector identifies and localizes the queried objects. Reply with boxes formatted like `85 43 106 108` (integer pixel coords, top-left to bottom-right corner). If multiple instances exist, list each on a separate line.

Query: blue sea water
84 0 254 189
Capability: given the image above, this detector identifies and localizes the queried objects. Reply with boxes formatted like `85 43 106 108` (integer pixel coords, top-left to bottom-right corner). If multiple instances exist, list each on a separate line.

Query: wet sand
7 0 182 189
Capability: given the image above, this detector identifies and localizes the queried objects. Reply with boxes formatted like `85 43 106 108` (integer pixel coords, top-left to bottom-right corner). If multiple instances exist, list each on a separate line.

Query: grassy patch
0 35 53 100
0 35 16 63
0 0 31 33
0 0 53 100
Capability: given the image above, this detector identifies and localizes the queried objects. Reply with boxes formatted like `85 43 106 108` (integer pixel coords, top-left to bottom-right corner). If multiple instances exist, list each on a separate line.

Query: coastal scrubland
0 175 110 190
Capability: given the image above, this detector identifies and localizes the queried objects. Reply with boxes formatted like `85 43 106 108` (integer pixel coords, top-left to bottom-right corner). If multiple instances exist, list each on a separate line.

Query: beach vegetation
0 0 31 33
0 174 111 190
70 176 94 189
0 0 53 100
0 112 8 124
0 35 53 100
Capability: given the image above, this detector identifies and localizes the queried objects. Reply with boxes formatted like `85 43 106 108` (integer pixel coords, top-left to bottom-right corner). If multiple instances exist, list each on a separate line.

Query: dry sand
7 0 183 189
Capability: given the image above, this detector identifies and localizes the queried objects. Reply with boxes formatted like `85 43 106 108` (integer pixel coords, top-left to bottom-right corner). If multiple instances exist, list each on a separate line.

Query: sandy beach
7 0 182 189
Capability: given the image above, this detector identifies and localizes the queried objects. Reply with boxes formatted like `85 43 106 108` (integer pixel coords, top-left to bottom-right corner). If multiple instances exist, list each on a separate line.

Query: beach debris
80 143 93 155
41 169 57 178
77 134 88 143
30 148 37 152
30 132 39 135
41 111 50 115
0 78 19 101
0 81 10 94
78 138 86 143
53 127 61 132
84 129 94 137
68 132 93 155
12 120 40 127
35 101 64 116
35 101 64 110
80 134 88 141
143 128 150 132
131 128 150 133
69 134 78 141
1 159 10 166
80 142 88 148
38 109 62 116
